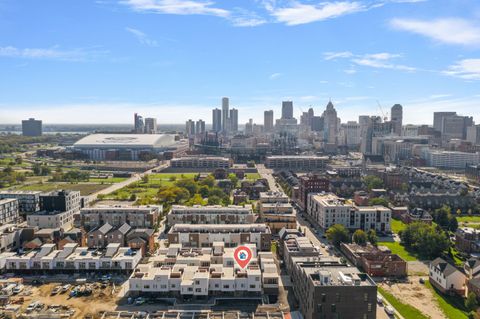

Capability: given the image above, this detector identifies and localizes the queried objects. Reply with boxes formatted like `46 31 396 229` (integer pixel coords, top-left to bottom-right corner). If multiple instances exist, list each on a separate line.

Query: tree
141 175 149 184
353 230 367 245
400 222 450 259
367 229 378 246
175 179 198 197
228 174 239 188
199 175 215 188
368 198 389 207
433 205 458 232
326 224 350 247
207 195 222 205
186 194 206 206
363 175 384 190
465 292 478 311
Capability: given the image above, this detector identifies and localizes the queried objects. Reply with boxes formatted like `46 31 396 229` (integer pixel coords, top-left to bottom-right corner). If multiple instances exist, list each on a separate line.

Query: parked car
135 297 146 306
385 306 395 316
376 294 383 305
13 284 24 294
51 286 62 295
61 284 71 293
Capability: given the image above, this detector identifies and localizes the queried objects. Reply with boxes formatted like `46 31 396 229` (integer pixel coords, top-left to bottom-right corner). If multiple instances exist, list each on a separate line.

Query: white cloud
121 0 229 17
443 59 480 80
125 27 158 47
325 51 416 72
266 1 365 26
269 72 282 80
344 68 357 74
323 51 353 60
0 46 106 61
390 18 480 46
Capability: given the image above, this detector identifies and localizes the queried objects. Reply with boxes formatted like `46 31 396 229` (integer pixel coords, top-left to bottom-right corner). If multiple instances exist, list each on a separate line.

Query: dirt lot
379 276 446 319
19 282 120 319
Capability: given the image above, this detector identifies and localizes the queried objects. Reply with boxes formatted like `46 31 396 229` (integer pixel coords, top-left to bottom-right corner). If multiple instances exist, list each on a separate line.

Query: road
256 164 281 192
87 162 169 201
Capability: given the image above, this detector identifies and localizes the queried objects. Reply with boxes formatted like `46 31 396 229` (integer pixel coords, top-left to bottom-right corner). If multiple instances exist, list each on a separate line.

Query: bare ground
379 276 446 319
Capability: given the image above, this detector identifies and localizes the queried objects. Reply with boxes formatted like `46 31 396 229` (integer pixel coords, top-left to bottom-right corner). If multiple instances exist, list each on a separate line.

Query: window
331 304 336 313
364 293 368 301
321 294 326 302
368 303 372 312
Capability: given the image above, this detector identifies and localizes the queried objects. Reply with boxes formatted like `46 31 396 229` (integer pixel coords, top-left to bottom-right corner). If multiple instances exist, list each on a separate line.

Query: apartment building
265 156 328 170
27 190 81 230
259 203 296 234
455 227 480 254
2 243 141 273
128 242 279 298
0 190 42 214
166 205 256 227
282 234 377 319
167 224 272 251
170 156 232 169
425 150 480 169
0 199 19 224
258 191 289 204
79 205 161 231
297 174 330 211
307 193 391 232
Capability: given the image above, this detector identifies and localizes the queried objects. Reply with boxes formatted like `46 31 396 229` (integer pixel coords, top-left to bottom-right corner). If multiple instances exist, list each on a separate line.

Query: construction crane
376 100 389 122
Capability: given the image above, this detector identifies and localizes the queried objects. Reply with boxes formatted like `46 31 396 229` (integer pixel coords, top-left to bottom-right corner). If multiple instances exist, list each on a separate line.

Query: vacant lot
379 277 445 319
21 282 119 319
17 182 111 195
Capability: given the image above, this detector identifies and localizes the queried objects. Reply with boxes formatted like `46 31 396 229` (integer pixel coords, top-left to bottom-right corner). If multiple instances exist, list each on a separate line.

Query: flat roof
73 134 180 149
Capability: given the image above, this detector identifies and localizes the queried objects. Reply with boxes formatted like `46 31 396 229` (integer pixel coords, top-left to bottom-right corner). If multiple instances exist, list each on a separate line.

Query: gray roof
97 223 113 235
431 257 461 277
117 223 132 235
126 228 154 239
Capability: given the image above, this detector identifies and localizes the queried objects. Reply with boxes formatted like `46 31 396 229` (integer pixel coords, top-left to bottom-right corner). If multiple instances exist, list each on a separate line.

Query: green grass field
378 287 429 319
377 241 418 261
457 215 480 223
425 281 468 319
88 177 128 183
391 218 407 234
244 173 261 180
18 182 110 195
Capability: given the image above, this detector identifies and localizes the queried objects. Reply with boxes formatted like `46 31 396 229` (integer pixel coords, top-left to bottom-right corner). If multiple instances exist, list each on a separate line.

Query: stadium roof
73 134 179 149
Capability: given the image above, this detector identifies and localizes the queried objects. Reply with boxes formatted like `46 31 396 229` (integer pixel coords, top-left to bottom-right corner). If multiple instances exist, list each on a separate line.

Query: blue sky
0 0 479 125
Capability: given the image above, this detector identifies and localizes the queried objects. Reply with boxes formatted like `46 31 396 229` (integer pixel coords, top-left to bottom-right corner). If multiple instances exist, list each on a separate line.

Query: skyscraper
22 118 42 137
196 119 206 135
281 101 293 119
185 119 195 136
230 108 238 133
212 108 222 132
134 113 144 134
390 104 403 136
222 97 230 132
144 118 158 134
323 101 338 145
433 112 456 133
264 110 274 132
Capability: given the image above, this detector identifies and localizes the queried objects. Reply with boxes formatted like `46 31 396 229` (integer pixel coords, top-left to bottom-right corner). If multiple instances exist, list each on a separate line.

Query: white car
376 295 383 304
385 306 395 316
13 284 24 294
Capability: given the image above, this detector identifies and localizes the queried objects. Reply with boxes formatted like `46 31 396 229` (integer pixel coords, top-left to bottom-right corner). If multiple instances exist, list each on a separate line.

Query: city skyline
0 0 479 124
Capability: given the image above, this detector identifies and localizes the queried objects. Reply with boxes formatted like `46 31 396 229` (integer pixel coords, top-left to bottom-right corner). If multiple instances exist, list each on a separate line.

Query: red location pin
234 245 253 269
